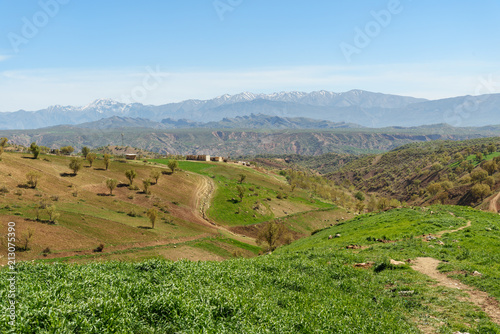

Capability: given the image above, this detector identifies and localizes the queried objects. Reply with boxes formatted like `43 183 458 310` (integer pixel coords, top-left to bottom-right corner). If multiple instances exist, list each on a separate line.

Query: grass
151 159 334 226
280 205 500 301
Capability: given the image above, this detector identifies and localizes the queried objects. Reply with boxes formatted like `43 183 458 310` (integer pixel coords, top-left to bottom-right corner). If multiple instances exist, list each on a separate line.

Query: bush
93 244 104 252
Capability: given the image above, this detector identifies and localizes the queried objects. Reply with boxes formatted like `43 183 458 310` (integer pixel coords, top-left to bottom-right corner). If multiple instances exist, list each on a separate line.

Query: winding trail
412 216 500 326
489 191 500 213
412 257 500 325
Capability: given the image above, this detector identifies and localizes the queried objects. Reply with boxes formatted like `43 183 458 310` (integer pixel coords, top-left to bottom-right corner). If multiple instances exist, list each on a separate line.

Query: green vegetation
151 160 334 226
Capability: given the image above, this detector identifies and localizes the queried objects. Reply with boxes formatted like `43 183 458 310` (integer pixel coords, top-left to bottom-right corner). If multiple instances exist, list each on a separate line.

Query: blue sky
1 0 499 110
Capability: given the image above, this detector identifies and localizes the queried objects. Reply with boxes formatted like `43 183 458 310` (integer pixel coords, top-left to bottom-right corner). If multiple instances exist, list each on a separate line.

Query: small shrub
93 244 104 253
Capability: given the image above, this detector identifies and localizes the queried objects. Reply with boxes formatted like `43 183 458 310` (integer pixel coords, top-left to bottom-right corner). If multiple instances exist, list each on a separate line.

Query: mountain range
0 90 499 130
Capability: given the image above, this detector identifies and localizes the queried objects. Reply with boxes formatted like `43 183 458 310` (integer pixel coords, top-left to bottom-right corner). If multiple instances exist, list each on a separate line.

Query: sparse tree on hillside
487 144 496 154
103 154 111 170
256 220 287 252
471 184 491 201
45 205 60 224
106 179 118 195
125 169 137 185
475 152 484 162
167 160 178 173
69 157 83 175
19 228 34 251
81 146 90 158
0 137 7 158
147 208 158 229
236 185 245 202
238 173 246 184
29 142 40 159
26 171 41 189
60 146 74 155
87 153 97 167
143 178 152 194
453 152 464 162
150 170 161 185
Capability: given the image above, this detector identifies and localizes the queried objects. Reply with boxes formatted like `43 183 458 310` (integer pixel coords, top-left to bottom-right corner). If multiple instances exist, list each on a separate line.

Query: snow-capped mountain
0 89 498 130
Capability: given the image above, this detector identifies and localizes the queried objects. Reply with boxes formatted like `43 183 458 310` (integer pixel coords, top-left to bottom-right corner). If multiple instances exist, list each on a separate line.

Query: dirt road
489 191 500 213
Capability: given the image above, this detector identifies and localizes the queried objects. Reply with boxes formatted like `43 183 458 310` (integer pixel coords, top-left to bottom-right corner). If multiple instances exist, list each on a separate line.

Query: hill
0 150 341 264
2 125 500 156
2 205 499 333
326 137 500 209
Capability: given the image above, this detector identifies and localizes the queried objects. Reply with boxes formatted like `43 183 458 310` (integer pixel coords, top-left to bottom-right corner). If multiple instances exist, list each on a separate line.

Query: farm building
125 154 137 160
210 156 224 162
186 155 211 161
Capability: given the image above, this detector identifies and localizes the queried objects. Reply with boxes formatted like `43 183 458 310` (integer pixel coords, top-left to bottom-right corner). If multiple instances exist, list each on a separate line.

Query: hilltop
0 149 345 264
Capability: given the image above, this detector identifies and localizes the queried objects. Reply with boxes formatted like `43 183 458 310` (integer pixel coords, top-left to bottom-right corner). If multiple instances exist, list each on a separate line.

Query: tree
19 228 34 251
125 169 137 185
87 152 97 167
29 142 40 159
471 184 491 201
106 179 118 195
26 171 41 189
487 144 496 154
453 152 464 162
147 208 158 229
427 183 443 196
236 185 245 202
103 154 111 170
238 173 247 184
482 160 497 176
69 157 83 175
45 205 60 224
143 178 152 194
256 220 287 252
81 146 90 158
354 191 365 201
0 137 7 158
150 170 161 185
60 146 74 155
167 160 178 173
470 168 488 184
475 152 484 162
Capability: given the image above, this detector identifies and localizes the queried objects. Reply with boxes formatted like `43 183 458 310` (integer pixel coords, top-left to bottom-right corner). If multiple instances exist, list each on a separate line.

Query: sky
0 0 500 111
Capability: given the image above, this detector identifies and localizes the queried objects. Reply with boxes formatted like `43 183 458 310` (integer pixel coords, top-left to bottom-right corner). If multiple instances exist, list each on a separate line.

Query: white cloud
0 62 499 111
0 55 11 62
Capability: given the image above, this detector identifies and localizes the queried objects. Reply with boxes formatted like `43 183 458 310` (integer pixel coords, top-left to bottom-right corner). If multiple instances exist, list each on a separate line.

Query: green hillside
2 206 499 333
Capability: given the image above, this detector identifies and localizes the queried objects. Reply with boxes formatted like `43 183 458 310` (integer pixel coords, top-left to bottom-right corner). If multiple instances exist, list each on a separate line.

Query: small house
125 154 137 160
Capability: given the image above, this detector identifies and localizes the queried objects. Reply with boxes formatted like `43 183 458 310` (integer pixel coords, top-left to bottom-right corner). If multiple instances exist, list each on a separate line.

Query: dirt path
434 220 472 238
489 191 500 213
412 257 500 325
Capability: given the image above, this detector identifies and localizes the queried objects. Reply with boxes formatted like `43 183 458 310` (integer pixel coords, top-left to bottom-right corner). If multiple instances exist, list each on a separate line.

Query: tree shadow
94 168 106 171
97 193 113 197
60 173 76 177
117 183 128 188
227 198 239 204
22 156 36 160
137 226 153 230
17 184 31 189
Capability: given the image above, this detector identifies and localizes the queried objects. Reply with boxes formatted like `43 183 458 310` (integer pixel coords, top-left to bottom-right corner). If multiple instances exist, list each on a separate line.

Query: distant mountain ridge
74 114 363 130
0 90 499 130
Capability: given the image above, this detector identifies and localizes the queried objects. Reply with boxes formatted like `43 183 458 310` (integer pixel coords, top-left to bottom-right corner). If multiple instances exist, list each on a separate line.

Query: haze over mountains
0 90 499 130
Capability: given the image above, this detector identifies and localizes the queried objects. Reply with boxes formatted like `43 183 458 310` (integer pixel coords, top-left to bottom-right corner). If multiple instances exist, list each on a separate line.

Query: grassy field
2 205 499 333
